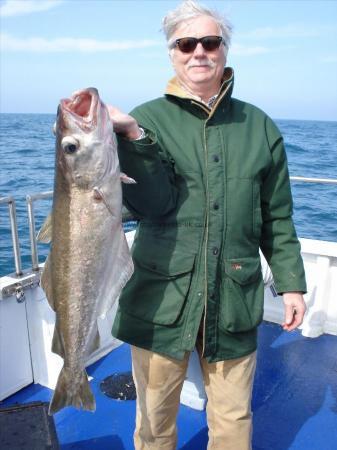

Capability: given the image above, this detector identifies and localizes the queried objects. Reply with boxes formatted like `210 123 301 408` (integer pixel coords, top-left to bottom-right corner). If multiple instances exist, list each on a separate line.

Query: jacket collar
165 67 234 117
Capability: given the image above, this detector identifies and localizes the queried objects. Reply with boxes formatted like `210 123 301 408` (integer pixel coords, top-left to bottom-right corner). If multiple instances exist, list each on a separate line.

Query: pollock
40 88 134 414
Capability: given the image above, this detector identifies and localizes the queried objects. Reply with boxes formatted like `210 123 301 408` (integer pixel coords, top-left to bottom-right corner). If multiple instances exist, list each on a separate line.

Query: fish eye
61 137 80 154
64 143 78 154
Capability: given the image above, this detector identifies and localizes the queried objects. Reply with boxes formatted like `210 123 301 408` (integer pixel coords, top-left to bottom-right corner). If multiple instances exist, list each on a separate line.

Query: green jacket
112 67 306 362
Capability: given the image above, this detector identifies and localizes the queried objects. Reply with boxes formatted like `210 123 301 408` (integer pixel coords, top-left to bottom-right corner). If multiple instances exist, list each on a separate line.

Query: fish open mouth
60 88 99 130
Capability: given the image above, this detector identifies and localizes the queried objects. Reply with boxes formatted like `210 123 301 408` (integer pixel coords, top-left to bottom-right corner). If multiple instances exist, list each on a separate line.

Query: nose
193 42 207 57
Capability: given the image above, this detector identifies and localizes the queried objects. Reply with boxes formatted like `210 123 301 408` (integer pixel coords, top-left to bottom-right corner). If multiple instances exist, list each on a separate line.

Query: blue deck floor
2 321 337 450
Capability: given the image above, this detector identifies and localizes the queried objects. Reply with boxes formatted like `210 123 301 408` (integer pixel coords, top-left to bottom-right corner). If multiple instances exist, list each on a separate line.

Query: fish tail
48 367 96 415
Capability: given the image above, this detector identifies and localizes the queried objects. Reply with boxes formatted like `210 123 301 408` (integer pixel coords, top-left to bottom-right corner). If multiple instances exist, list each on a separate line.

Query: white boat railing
290 176 337 185
26 191 53 271
0 196 22 276
0 177 336 404
1 176 336 298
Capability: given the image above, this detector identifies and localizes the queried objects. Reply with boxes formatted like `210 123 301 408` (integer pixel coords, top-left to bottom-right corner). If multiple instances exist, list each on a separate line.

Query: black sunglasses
170 35 224 53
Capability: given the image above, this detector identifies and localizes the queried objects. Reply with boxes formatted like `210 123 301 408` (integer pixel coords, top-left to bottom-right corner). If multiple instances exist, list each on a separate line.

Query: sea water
0 114 336 276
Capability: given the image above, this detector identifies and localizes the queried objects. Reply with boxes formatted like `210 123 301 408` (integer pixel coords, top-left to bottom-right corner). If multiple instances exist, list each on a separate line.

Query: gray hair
162 0 232 49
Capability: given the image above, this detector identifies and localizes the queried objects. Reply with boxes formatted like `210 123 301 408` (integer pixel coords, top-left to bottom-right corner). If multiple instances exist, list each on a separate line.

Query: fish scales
41 88 134 414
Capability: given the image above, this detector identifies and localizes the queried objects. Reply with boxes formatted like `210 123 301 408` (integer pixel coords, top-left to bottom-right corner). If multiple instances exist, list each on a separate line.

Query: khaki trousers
131 346 257 450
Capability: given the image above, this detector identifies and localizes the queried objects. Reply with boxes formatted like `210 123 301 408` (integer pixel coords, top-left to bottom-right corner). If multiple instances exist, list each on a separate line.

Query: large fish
41 88 134 414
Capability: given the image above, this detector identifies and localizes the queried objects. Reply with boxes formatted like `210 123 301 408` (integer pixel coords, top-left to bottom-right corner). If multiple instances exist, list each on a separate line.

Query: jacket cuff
117 128 156 152
275 283 307 296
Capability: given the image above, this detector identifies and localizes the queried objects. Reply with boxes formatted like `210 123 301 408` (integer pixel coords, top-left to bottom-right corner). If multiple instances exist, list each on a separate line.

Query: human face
170 15 226 98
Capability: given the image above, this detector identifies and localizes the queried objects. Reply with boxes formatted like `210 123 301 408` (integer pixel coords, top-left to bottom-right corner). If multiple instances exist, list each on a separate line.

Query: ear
169 49 177 70
223 44 229 60
168 48 174 61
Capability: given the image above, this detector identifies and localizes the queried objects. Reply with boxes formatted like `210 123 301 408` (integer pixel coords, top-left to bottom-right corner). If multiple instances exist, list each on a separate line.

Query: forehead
173 15 221 38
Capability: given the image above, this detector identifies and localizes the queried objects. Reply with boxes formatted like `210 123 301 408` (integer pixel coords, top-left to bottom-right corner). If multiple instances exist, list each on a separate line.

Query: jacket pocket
219 256 264 333
119 238 195 325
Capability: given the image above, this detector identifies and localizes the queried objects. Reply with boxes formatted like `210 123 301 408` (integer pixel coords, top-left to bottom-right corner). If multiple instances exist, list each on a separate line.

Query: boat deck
1 321 337 450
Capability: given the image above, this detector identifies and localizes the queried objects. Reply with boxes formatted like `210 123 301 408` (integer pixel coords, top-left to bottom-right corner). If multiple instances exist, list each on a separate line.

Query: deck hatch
100 371 136 401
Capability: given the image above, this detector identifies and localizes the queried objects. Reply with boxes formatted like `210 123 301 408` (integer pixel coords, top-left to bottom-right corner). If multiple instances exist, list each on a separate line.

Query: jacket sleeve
260 117 307 294
116 107 178 220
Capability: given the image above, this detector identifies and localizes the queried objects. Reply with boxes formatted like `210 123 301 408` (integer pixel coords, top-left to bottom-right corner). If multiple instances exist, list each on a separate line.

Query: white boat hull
1 234 336 407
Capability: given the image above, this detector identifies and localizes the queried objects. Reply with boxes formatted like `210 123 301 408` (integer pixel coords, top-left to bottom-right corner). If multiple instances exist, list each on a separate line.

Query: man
109 1 307 449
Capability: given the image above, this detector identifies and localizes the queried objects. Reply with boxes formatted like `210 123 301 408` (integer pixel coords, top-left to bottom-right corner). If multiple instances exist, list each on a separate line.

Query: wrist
125 125 142 141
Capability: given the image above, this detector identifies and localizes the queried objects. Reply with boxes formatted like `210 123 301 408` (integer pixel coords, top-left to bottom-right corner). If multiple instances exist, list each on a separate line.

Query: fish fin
120 172 136 184
48 367 95 415
40 254 55 311
92 186 116 217
37 212 53 243
98 227 134 318
51 322 65 358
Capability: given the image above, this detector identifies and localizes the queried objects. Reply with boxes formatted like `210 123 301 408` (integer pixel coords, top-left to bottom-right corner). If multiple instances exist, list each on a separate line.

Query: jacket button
210 293 215 300
213 155 220 162
213 202 219 210
212 247 219 255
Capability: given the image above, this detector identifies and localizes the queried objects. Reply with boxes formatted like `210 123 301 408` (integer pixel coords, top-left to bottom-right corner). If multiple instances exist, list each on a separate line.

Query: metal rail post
26 191 53 271
290 176 337 185
0 196 22 276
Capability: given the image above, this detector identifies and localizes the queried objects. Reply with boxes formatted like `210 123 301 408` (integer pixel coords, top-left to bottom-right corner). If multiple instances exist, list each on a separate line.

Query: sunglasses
170 35 224 53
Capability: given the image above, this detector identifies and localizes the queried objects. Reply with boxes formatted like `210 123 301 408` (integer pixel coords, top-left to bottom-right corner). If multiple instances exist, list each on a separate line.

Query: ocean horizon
0 114 336 276
1 112 337 123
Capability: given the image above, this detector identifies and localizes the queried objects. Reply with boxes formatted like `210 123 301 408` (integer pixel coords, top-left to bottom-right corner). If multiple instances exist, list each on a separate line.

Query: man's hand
282 292 306 331
107 105 142 140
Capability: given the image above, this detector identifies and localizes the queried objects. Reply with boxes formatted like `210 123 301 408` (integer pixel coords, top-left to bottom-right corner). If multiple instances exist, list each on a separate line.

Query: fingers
107 104 121 115
106 105 123 122
106 106 141 140
282 307 304 331
282 293 306 332
283 304 294 326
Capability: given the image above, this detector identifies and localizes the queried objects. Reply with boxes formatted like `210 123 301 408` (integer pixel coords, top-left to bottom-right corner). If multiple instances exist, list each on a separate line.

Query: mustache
187 60 216 69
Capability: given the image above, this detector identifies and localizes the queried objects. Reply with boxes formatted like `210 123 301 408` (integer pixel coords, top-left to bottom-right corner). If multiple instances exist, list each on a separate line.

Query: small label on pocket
231 263 242 270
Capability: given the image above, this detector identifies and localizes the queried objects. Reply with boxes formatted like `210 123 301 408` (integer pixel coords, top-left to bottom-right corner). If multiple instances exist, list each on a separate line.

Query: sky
0 0 337 120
